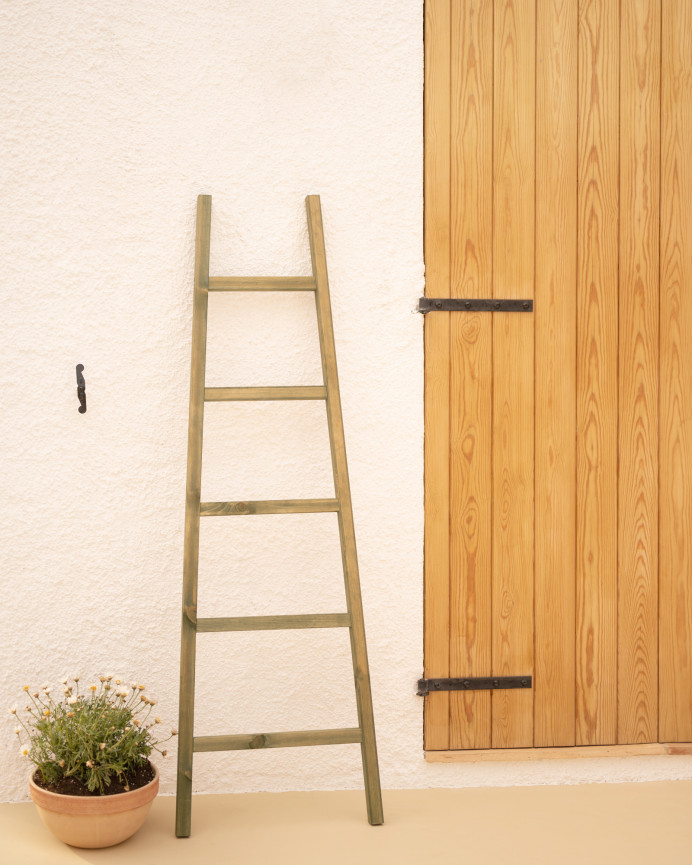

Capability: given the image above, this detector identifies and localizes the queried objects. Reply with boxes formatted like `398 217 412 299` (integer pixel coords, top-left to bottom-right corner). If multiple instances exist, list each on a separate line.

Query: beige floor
2 782 691 865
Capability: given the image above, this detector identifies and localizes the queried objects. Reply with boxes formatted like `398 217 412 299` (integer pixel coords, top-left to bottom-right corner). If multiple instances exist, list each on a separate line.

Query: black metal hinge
417 676 532 696
418 298 533 313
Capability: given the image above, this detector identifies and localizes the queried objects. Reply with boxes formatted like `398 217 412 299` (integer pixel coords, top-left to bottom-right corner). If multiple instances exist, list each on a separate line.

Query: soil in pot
32 761 155 797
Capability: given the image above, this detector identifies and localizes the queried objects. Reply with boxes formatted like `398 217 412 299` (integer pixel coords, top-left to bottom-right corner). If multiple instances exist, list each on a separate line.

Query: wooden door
424 0 692 751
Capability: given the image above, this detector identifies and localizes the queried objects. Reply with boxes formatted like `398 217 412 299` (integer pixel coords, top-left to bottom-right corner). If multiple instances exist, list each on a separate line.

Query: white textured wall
2 1 691 805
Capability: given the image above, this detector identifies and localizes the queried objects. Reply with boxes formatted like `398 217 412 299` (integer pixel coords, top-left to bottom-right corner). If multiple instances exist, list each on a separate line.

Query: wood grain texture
204 386 326 401
423 0 692 753
659 0 692 743
200 499 340 516
534 0 578 747
663 743 692 756
423 0 451 751
196 613 350 632
617 0 660 745
425 743 668 762
576 0 619 746
194 729 362 752
208 276 315 291
491 0 535 749
448 0 493 751
176 194 211 837
178 195 383 826
306 195 383 825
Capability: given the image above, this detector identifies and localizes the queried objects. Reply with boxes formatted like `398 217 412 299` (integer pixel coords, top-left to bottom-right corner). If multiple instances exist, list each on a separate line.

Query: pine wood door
424 0 692 750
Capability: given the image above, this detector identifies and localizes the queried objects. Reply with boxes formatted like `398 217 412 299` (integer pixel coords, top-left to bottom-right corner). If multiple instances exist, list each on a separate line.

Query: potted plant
10 675 176 848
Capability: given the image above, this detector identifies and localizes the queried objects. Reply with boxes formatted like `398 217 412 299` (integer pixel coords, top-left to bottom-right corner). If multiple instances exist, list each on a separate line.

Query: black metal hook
76 364 86 413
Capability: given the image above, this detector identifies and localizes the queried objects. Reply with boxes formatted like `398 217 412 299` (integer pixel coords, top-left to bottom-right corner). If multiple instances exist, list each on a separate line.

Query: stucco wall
2 1 691 804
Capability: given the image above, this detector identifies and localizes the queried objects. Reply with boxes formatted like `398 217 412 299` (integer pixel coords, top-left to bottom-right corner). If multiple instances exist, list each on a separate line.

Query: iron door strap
417 676 532 696
418 298 533 313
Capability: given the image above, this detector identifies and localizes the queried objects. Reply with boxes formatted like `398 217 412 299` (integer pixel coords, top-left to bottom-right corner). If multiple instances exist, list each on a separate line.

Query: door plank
660 0 692 743
448 0 493 750
534 0 578 747
617 0 660 745
576 0 619 746
423 0 451 751
491 0 535 749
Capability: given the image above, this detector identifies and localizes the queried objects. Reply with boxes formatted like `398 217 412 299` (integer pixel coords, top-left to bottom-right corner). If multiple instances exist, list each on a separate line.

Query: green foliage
11 677 176 794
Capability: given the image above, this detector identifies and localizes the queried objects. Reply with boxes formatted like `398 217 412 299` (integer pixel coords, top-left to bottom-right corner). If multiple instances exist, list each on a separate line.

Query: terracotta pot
29 764 159 849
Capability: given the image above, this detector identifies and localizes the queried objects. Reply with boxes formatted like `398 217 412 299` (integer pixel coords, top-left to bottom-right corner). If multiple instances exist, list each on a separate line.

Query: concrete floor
2 782 691 865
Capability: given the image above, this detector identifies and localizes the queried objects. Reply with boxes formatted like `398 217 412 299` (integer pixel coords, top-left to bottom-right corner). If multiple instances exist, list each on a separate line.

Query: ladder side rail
176 194 212 839
305 195 384 826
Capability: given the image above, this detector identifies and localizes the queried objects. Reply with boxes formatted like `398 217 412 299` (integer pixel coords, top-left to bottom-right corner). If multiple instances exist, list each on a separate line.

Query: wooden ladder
175 194 384 836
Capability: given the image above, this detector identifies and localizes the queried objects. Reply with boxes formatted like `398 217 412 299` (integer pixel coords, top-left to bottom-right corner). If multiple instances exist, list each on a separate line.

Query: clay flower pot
29 763 159 849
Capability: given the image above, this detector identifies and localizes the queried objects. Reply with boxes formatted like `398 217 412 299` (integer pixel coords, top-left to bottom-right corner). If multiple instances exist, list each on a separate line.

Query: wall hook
76 364 86 413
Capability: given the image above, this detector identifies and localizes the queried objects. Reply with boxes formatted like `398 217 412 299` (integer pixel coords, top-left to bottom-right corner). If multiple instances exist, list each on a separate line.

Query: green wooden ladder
175 194 384 836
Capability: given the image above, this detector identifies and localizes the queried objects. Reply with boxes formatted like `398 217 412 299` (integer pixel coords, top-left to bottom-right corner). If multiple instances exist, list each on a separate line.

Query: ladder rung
204 386 326 401
193 728 363 753
196 613 350 632
208 276 316 291
200 499 340 516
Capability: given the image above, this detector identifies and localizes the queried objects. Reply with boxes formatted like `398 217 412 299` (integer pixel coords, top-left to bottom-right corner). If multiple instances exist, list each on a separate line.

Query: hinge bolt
523 302 530 310
435 301 442 309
